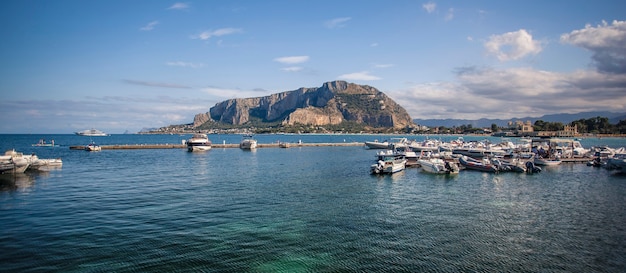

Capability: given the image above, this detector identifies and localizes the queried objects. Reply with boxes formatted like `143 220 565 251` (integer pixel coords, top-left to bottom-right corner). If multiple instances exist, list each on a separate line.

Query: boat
364 140 390 149
240 134 258 149
75 128 109 136
0 150 31 174
491 158 541 173
32 139 59 147
458 156 498 173
22 154 63 171
85 142 102 152
364 138 410 149
606 148 626 171
533 156 561 166
371 150 407 174
186 133 212 152
418 157 459 174
392 144 419 167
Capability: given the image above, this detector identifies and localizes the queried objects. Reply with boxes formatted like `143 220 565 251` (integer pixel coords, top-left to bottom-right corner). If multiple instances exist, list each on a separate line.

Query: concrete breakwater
69 142 365 150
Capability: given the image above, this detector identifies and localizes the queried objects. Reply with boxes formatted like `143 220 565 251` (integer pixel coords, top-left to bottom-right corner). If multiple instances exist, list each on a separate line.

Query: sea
1 133 625 273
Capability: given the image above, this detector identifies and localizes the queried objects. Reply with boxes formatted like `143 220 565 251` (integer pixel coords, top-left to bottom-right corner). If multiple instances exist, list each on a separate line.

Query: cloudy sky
1 0 625 133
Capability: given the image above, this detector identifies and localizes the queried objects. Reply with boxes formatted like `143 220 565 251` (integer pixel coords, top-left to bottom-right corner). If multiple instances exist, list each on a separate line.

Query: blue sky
1 0 625 133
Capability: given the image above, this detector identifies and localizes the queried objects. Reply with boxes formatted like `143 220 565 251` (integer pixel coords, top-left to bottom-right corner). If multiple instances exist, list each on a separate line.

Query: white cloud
192 28 242 40
281 66 303 72
123 79 192 89
0 96 211 134
390 66 626 120
561 20 626 74
166 61 204 68
273 56 309 64
373 63 394 68
484 29 542 61
337 71 381 81
200 87 269 99
445 8 454 21
325 17 351 29
140 21 159 31
423 2 436 13
168 2 189 10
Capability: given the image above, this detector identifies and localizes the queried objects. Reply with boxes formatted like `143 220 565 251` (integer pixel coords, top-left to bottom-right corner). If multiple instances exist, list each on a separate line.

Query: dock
69 142 365 150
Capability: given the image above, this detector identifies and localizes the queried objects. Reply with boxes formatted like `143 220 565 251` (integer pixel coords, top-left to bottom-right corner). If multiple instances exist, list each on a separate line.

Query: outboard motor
525 161 541 173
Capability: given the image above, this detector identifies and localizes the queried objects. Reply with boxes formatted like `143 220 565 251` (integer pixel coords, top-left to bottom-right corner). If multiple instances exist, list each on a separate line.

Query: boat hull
418 158 459 174
364 141 389 149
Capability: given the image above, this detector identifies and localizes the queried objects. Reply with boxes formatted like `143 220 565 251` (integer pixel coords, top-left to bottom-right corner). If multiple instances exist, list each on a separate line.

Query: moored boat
240 134 258 149
459 156 498 173
186 133 212 152
606 148 626 171
364 140 390 149
0 150 30 174
534 156 561 166
371 150 407 174
85 142 102 152
418 157 459 174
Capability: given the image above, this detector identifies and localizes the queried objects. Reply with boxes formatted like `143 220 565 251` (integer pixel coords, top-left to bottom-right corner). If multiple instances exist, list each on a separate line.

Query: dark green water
1 134 625 272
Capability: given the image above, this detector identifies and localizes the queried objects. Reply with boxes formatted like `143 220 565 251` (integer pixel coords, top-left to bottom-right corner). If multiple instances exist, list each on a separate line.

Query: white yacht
186 133 212 152
240 135 258 149
75 129 109 136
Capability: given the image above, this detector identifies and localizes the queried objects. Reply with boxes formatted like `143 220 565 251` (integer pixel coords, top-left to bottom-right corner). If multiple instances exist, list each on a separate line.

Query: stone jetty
69 142 365 150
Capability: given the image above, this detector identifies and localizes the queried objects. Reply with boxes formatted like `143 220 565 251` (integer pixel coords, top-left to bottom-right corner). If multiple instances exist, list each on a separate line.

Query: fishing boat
186 133 212 152
75 128 109 136
418 157 459 174
371 150 407 174
32 139 59 147
239 134 258 149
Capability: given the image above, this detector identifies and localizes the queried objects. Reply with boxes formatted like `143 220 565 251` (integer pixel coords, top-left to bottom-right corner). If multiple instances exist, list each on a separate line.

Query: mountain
193 81 415 129
414 111 626 128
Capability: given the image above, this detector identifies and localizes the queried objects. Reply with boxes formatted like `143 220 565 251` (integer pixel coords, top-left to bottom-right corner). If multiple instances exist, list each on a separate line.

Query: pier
69 142 365 150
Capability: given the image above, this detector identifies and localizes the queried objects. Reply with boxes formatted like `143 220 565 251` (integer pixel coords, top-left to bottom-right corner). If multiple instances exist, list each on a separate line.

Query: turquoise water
1 134 625 272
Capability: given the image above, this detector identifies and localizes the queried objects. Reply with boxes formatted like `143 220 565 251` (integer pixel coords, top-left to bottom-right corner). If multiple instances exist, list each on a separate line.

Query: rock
194 81 415 129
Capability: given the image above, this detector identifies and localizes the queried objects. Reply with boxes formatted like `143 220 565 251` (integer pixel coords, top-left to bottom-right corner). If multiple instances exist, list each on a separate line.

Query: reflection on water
0 173 35 192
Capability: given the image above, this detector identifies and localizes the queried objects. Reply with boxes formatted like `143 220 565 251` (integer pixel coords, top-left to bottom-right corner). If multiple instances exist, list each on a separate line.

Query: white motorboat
418 158 459 174
240 134 258 149
364 140 390 149
85 142 102 152
371 150 407 174
0 150 30 174
75 128 109 136
186 133 212 152
533 156 561 166
365 138 410 149
393 145 419 167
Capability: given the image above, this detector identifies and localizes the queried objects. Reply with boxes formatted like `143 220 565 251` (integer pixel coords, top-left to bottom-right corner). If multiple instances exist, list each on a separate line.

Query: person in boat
377 160 384 171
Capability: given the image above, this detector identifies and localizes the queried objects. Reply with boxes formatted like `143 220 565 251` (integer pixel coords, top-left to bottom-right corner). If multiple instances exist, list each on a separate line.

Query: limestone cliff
193 81 415 129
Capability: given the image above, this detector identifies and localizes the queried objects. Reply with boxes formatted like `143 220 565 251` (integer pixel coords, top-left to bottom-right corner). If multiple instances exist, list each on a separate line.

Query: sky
1 0 625 133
